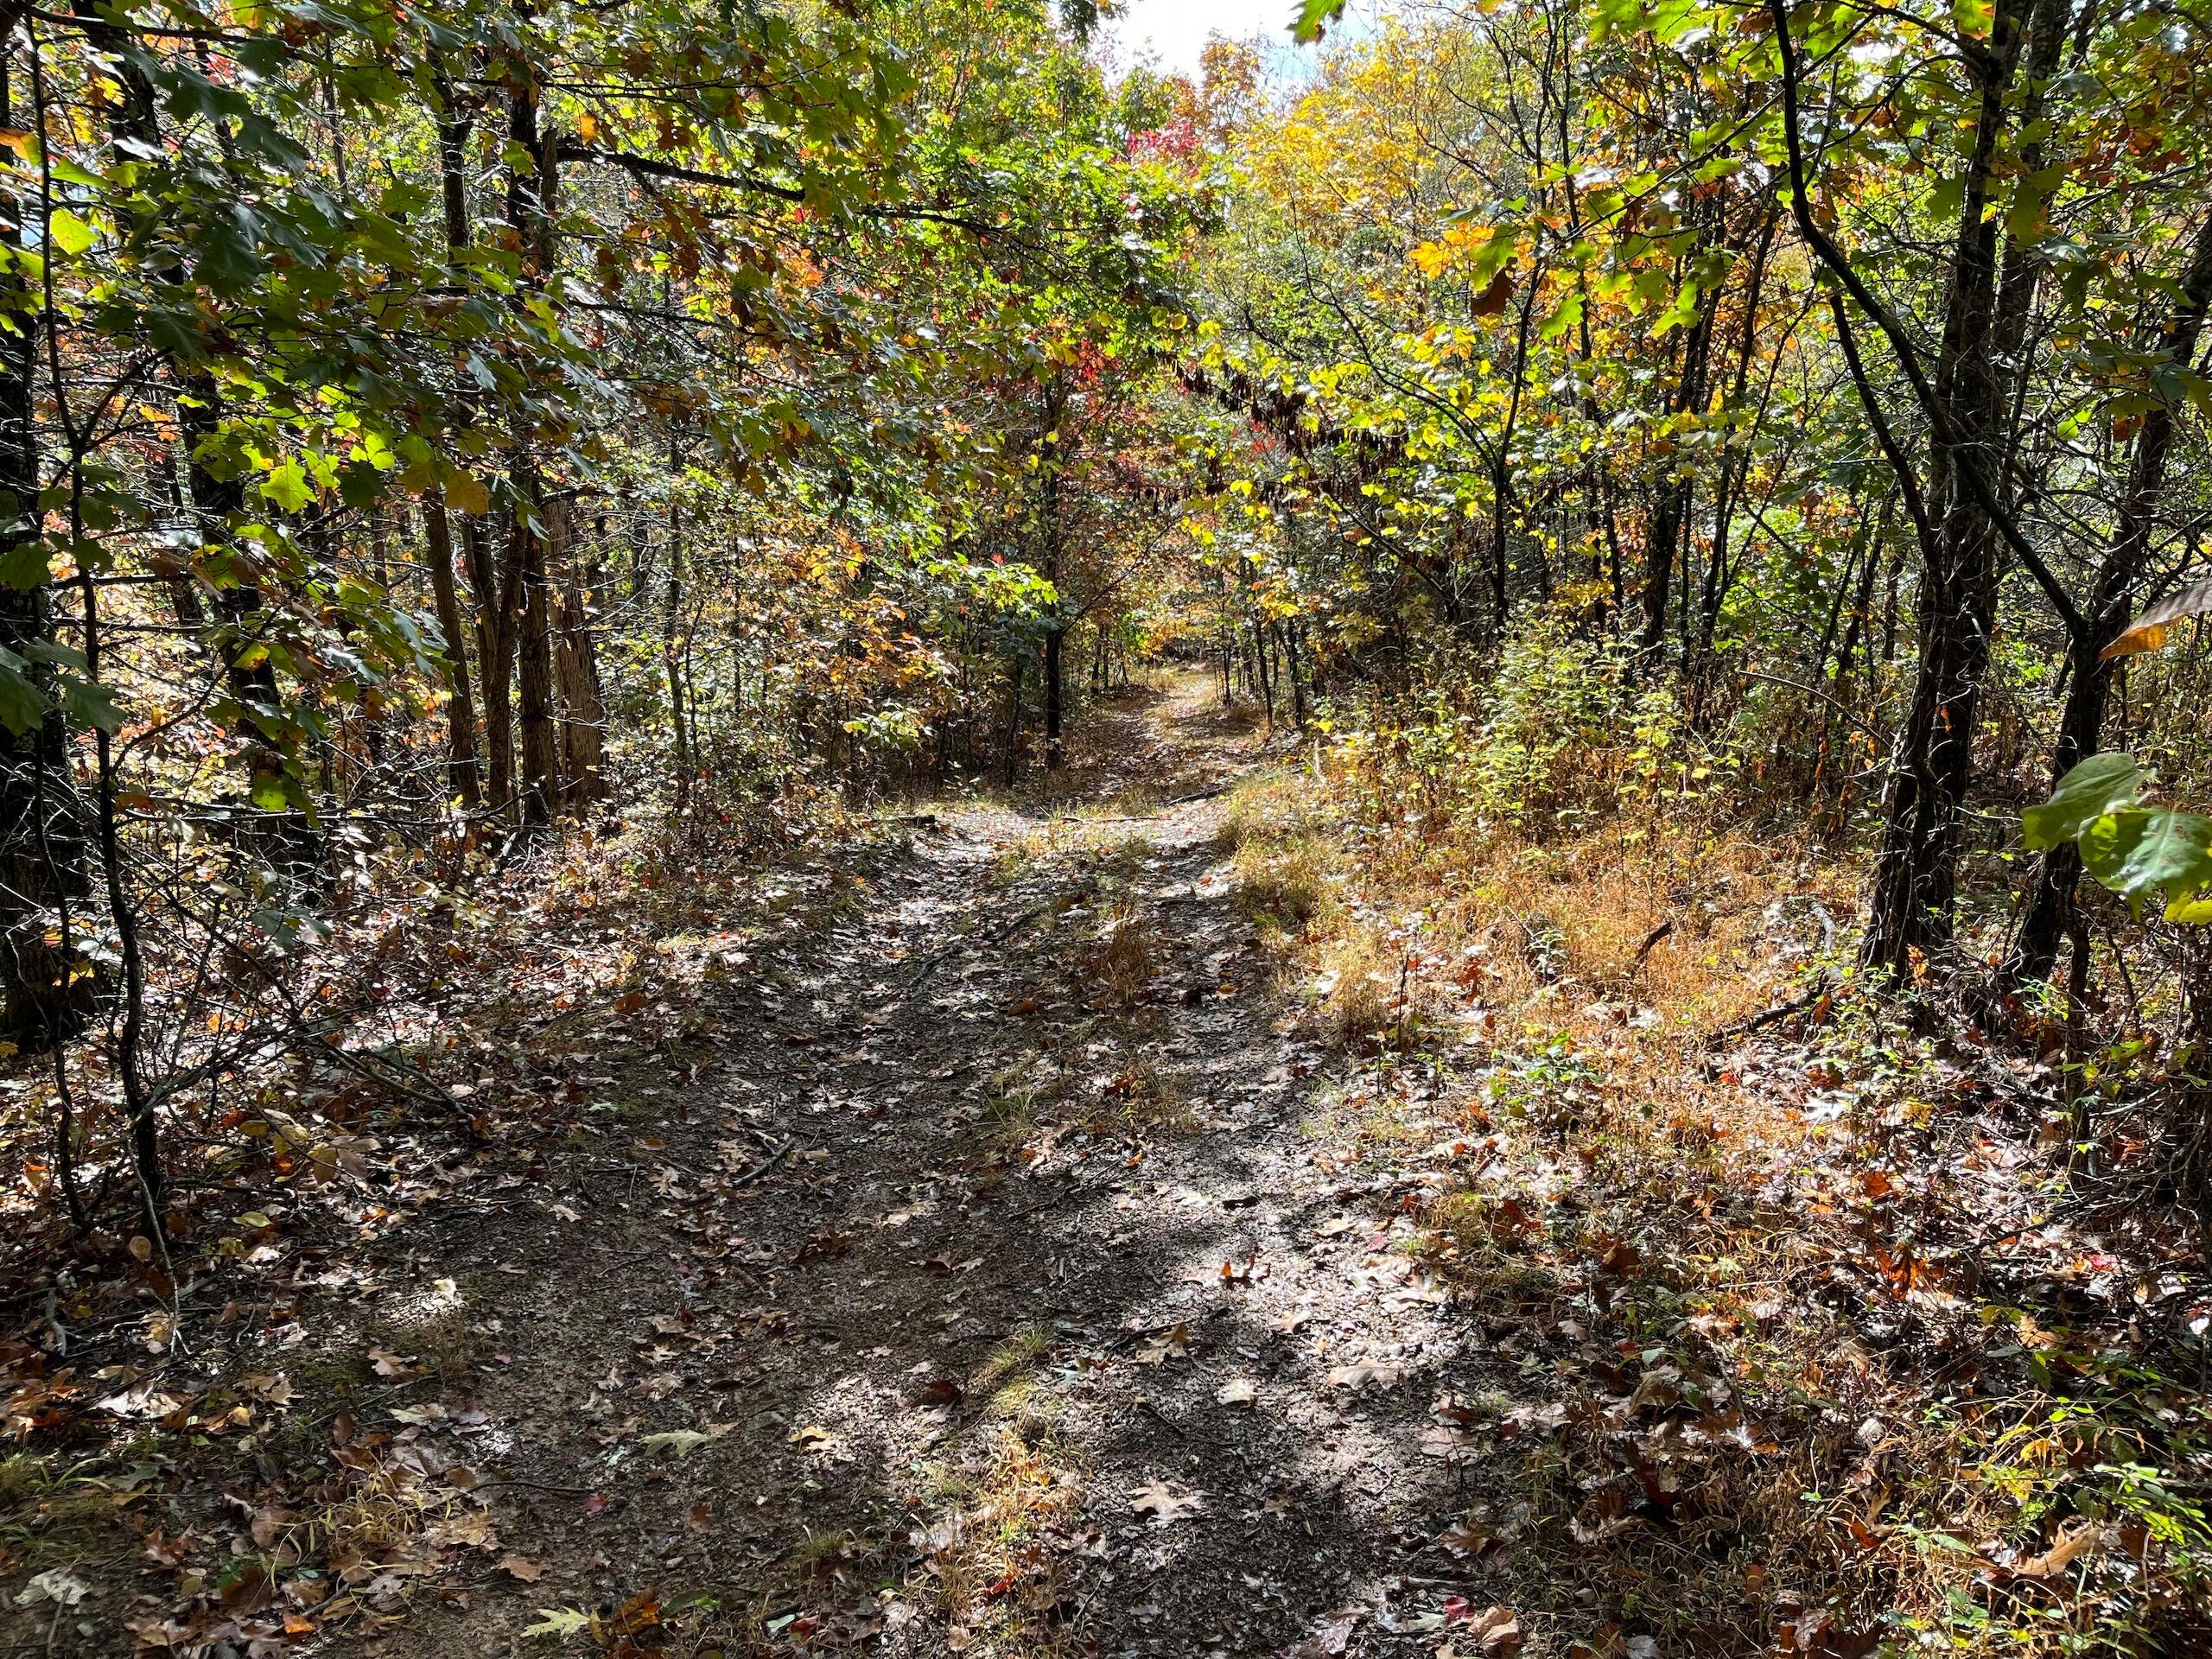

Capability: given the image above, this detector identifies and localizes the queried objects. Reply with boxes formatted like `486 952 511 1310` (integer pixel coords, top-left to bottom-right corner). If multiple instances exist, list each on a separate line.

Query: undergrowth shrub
1322 610 1742 842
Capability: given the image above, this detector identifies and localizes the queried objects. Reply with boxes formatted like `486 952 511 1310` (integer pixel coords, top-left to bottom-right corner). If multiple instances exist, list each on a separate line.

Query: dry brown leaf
1128 1479 1206 1523
2018 1522 2102 1579
1135 1321 1191 1363
1460 1605 1522 1656
1325 1362 1401 1393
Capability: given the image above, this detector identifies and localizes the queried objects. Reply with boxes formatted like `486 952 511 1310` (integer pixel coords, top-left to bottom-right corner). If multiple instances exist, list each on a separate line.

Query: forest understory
3 672 2200 1659
10 0 2212 1651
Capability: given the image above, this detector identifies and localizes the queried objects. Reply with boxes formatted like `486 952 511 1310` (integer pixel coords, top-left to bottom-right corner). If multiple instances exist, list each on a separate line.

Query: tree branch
1768 0 2086 639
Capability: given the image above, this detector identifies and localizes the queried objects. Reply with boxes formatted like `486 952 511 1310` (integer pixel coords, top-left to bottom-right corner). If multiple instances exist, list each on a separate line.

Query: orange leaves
2100 578 2212 661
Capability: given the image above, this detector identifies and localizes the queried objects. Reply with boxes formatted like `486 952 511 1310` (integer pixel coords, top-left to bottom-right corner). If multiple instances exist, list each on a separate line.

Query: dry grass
1228 776 1339 925
1229 760 1847 1064
907 1425 1088 1657
0 1451 115 1574
1083 899 1156 1010
895 1330 1086 1657
1225 763 2212 1653
368 1281 486 1389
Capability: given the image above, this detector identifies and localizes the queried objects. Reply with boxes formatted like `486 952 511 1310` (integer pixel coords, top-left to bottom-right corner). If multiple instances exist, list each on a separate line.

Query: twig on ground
471 1478 601 1497
730 1135 796 1186
1703 978 1834 1049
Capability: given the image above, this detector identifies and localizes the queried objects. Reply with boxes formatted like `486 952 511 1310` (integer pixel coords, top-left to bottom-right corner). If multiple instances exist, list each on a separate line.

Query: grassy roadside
1221 761 2212 1656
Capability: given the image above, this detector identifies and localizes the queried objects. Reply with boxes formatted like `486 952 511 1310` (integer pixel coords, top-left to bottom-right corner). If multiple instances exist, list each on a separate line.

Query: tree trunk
423 502 482 808
1851 0 2037 975
1038 377 1067 767
551 501 607 808
503 18 563 829
1003 653 1025 788
2005 212 2212 986
0 58 87 1052
664 492 693 807
1640 269 1719 658
1044 626 1064 766
515 494 562 825
466 513 521 819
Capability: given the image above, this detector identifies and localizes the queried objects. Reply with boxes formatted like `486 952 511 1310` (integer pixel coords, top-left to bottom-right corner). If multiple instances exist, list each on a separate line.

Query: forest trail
338 673 1516 1658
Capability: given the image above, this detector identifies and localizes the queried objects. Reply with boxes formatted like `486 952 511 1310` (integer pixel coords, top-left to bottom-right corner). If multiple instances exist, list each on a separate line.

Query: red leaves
907 1377 965 1410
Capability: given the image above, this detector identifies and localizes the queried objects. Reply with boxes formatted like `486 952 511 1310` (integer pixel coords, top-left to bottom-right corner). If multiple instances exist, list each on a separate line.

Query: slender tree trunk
2005 213 2212 986
513 490 561 825
1852 0 2036 974
1044 627 1064 766
0 52 86 1051
1640 273 1718 658
1003 653 1025 787
554 507 607 808
467 514 521 819
1254 617 1275 728
502 16 563 829
664 491 693 807
1038 378 1067 767
423 501 482 807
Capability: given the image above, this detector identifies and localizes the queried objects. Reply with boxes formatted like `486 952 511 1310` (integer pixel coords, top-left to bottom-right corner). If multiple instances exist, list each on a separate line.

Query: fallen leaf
1283 1606 1362 1656
524 1606 590 1637
2017 1522 2102 1579
1439 1518 1498 1556
1325 1362 1401 1393
1128 1479 1206 1523
1135 1322 1191 1363
1452 1604 1522 1656
1215 1376 1257 1407
500 1554 544 1583
18 1570 90 1608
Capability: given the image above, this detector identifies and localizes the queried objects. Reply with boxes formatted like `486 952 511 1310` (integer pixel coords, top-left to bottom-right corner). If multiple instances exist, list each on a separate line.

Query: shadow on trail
344 681 1560 1659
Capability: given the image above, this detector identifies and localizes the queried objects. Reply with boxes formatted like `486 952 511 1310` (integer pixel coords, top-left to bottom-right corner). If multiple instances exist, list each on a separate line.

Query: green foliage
1327 612 1734 836
2025 755 2212 923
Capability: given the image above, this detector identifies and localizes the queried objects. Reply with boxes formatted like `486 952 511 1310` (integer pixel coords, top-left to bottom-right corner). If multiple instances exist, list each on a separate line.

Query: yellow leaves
1411 221 1499 280
443 468 491 516
47 208 95 257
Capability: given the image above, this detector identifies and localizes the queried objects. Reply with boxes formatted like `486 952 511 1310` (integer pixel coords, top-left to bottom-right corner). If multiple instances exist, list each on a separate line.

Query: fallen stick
730 1135 796 1187
1703 979 1833 1049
